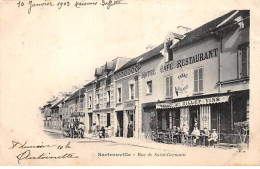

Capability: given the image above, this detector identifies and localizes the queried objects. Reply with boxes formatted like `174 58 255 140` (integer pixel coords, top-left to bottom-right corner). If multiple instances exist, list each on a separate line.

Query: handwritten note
9 140 79 164
16 0 128 14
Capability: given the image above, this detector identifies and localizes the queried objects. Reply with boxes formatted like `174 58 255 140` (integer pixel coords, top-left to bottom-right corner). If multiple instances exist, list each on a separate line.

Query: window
194 67 203 93
96 94 100 104
80 98 84 109
107 91 111 106
117 88 122 103
238 44 250 78
129 84 134 100
96 81 100 89
147 81 152 94
88 96 92 108
70 107 73 114
166 41 173 61
166 76 173 97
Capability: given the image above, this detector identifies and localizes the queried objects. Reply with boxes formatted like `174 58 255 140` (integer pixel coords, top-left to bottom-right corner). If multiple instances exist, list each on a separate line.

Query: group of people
68 118 85 138
91 123 108 138
181 123 218 147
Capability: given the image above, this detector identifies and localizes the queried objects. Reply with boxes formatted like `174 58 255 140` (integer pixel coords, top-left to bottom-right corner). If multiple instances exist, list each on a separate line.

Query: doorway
189 106 200 133
88 113 93 133
127 110 134 138
116 111 123 137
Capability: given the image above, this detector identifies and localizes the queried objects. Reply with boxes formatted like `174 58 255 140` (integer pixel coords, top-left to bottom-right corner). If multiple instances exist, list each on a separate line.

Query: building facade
89 57 130 136
155 10 249 144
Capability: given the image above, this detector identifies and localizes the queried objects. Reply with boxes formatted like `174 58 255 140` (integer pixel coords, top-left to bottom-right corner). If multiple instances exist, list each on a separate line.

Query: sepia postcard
0 0 260 166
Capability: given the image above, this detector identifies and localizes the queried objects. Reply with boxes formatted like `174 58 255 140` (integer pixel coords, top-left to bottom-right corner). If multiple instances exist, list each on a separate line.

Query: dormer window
95 68 103 78
166 40 173 61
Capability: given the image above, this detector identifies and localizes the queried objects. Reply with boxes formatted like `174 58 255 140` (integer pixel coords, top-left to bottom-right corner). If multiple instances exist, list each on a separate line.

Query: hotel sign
141 69 156 79
156 95 229 109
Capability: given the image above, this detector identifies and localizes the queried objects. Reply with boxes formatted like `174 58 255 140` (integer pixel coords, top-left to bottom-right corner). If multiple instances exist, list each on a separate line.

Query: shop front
156 95 231 137
123 101 136 138
155 92 249 144
92 109 114 135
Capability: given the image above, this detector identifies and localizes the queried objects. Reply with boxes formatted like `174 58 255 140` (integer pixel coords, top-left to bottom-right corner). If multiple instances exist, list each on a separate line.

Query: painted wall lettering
176 48 218 68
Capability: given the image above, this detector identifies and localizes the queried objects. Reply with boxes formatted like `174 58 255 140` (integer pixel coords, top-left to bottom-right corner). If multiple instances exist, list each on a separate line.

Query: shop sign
160 47 219 72
176 48 219 68
156 95 229 109
71 112 85 117
124 101 136 110
141 69 156 79
173 69 193 98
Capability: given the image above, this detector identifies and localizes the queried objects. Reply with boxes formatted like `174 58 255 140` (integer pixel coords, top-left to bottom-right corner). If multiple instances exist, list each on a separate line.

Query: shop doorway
127 110 135 138
97 114 100 130
88 113 93 133
116 111 123 137
189 107 200 133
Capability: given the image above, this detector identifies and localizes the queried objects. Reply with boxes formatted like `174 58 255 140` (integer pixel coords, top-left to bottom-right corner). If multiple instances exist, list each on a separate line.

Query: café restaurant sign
156 95 229 109
160 47 219 72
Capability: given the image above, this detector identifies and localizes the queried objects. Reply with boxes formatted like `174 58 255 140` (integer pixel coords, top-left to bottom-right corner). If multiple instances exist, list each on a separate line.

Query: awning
156 95 230 109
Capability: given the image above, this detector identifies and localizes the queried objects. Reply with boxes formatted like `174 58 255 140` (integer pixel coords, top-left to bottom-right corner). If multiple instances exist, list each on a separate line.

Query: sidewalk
84 133 238 154
43 128 238 154
43 128 63 135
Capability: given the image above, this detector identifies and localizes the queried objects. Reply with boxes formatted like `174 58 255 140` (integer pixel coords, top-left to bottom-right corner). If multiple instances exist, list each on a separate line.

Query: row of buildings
40 10 250 144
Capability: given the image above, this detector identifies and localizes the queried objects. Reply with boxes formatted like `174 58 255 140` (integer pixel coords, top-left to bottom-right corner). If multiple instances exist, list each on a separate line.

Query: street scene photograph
0 0 259 166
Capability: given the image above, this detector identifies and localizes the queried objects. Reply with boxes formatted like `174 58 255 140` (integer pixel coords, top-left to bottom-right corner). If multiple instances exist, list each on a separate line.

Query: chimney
177 26 192 35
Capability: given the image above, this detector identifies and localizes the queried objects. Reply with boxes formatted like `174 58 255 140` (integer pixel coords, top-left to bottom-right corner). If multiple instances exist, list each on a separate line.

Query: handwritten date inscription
16 0 128 14
9 140 79 164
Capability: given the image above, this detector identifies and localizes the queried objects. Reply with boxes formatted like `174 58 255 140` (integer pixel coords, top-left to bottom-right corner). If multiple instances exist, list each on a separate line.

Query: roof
51 98 64 109
66 87 86 102
84 80 96 87
172 10 249 50
115 43 164 73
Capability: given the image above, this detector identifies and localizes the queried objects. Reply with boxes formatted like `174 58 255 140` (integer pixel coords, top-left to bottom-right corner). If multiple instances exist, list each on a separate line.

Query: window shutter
238 49 243 78
199 68 203 92
242 48 248 77
166 77 169 96
194 69 198 92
